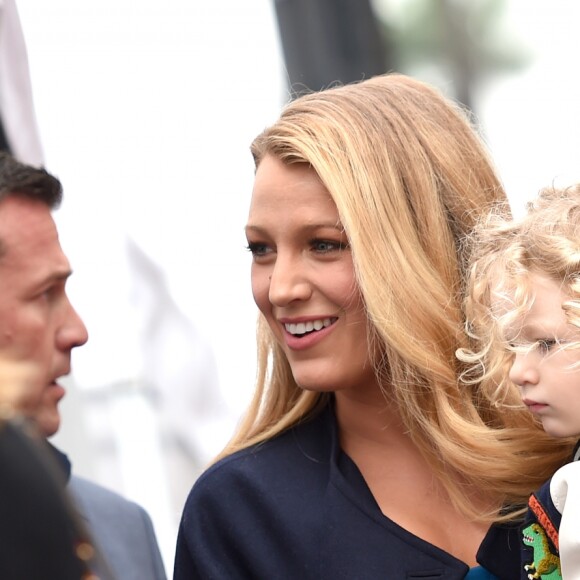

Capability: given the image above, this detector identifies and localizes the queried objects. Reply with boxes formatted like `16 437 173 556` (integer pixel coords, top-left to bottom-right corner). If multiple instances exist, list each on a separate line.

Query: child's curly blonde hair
461 184 580 408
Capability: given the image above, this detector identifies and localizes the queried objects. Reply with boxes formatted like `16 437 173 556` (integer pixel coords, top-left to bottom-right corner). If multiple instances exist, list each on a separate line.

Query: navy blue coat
174 403 472 579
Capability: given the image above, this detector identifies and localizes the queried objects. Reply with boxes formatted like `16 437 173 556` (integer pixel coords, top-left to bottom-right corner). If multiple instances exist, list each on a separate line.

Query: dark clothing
174 402 472 579
49 440 73 480
477 521 523 580
477 487 562 580
477 445 580 580
50 443 166 580
0 419 90 579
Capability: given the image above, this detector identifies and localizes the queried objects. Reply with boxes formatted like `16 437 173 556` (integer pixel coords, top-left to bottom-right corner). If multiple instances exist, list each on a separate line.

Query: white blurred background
9 0 580 574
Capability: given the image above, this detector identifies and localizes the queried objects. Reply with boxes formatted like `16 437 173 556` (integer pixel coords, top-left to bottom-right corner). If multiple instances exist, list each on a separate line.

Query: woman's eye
246 242 272 258
311 239 344 253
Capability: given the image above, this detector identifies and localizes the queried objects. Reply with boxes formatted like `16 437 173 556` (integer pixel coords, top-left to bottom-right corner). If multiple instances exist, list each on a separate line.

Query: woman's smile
280 316 338 350
246 155 377 394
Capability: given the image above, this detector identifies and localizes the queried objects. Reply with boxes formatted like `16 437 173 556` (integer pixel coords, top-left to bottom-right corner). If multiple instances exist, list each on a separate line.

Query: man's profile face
0 195 88 436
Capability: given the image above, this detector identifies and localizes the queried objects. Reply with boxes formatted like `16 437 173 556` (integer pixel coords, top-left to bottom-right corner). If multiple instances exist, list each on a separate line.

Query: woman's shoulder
186 405 335 506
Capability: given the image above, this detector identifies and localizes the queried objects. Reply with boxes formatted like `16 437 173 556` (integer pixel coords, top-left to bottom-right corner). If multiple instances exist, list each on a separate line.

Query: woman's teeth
285 318 334 336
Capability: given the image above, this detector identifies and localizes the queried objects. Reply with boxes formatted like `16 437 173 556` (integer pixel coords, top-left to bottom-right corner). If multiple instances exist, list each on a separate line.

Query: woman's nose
268 254 312 306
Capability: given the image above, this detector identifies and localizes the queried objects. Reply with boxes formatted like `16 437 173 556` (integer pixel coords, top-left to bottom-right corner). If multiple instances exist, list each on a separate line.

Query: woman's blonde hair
219 74 573 522
462 184 580 411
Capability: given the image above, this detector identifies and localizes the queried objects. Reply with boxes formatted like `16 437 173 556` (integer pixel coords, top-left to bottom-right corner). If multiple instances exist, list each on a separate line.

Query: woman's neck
333 388 491 567
334 387 410 449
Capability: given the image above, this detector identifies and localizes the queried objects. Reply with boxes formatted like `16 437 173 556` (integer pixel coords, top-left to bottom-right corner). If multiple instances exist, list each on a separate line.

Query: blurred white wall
17 0 286 573
479 0 580 215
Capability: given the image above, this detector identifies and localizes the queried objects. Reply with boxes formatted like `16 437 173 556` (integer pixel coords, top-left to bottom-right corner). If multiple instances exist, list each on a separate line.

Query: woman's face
245 155 377 394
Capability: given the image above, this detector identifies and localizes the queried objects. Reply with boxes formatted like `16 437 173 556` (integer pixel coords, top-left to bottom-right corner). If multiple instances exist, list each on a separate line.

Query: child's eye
507 341 526 355
536 339 558 353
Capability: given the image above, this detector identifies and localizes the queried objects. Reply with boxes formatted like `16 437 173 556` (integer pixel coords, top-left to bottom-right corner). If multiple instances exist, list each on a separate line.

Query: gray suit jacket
68 476 167 580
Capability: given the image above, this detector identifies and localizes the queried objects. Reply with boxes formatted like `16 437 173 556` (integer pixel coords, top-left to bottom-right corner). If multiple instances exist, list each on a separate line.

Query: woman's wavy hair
462 184 580 412
217 74 574 522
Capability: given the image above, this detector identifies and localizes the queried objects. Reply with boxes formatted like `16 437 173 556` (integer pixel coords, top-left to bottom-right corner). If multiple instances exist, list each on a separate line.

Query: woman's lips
282 317 338 350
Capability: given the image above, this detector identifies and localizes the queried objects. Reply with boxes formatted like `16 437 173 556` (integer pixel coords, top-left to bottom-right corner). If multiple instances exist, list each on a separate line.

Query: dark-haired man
0 152 166 580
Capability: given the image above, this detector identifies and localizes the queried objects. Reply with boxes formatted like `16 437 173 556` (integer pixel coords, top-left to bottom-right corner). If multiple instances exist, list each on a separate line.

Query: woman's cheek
251 270 271 314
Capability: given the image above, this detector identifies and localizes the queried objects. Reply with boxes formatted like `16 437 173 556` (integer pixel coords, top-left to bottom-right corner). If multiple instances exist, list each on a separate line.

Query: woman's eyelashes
309 238 348 254
246 237 349 260
246 241 272 259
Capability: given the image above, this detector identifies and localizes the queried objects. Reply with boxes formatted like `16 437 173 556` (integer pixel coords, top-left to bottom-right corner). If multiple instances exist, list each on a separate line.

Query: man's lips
46 377 66 396
44 383 66 406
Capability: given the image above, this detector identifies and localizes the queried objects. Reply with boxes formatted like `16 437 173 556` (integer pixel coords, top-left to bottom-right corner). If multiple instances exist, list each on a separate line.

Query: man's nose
57 299 88 351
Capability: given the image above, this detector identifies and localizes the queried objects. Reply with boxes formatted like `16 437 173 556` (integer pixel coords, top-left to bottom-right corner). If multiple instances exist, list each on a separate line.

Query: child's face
507 272 580 438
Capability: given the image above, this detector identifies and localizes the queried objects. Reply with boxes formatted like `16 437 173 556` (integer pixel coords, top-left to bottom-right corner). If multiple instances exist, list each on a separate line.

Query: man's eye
37 286 60 303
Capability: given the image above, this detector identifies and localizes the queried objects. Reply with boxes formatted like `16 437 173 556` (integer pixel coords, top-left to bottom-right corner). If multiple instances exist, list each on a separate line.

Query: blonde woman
174 74 572 579
462 186 580 579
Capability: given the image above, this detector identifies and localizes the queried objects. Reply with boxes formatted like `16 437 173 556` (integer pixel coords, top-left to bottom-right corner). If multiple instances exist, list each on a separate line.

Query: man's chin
34 383 65 437
34 410 61 438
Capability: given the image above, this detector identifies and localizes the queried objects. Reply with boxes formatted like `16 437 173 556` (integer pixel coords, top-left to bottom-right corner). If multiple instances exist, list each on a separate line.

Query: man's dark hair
0 152 62 209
